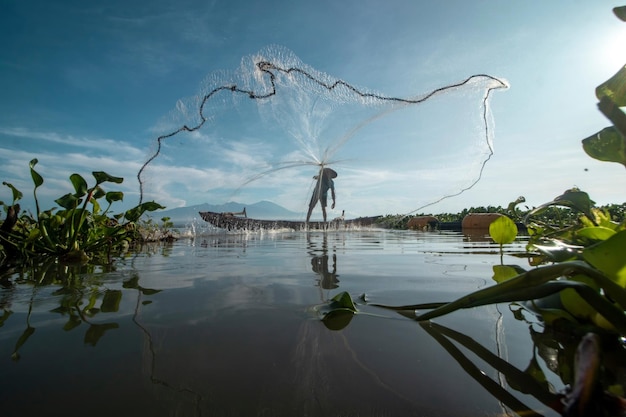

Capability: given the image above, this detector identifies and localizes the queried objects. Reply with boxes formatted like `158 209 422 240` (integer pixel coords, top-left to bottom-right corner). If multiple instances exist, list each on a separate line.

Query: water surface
0 229 562 417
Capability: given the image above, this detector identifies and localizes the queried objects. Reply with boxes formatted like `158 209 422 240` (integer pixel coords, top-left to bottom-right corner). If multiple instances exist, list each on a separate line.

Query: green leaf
560 275 601 320
583 230 626 287
489 215 517 245
615 6 626 21
29 158 43 188
329 291 357 312
527 189 595 221
553 190 594 217
532 307 577 326
124 201 165 222
105 191 124 204
55 193 80 210
91 186 106 200
506 196 526 215
124 208 141 223
92 171 124 185
141 201 165 212
70 173 88 197
577 226 616 241
582 127 626 167
313 291 359 331
62 249 89 263
27 228 41 240
90 198 101 214
2 182 23 203
596 65 626 106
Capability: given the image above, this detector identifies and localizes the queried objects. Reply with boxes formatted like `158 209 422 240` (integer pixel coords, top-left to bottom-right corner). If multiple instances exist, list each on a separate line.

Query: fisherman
306 167 336 224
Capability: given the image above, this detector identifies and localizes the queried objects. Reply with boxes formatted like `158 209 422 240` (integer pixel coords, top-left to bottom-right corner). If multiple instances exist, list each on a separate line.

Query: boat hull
198 211 383 231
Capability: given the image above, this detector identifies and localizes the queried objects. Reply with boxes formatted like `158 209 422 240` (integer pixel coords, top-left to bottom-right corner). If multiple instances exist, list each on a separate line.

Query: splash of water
138 45 508 218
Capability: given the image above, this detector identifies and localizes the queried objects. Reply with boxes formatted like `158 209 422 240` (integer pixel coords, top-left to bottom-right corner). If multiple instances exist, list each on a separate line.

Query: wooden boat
198 210 383 231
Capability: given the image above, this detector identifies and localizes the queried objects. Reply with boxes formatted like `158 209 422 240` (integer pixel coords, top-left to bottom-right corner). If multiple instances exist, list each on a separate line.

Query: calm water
0 228 564 417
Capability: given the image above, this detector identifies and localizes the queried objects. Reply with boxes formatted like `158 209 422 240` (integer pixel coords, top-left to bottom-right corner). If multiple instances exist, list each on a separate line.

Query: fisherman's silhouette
311 253 339 290
306 167 337 224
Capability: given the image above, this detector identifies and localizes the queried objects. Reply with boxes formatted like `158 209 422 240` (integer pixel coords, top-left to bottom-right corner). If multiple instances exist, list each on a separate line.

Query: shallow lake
0 228 566 417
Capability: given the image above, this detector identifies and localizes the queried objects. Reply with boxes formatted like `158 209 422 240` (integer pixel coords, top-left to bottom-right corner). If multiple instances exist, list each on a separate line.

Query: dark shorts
310 189 328 207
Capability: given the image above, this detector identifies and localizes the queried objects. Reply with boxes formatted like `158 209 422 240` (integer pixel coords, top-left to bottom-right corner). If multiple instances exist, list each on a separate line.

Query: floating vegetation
1 159 165 265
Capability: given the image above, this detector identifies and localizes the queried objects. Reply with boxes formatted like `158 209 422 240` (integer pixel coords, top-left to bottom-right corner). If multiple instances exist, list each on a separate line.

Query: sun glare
597 26 626 77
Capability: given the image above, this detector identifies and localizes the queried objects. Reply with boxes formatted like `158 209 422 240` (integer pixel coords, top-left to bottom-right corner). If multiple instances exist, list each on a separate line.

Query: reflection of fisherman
311 253 339 289
306 167 337 224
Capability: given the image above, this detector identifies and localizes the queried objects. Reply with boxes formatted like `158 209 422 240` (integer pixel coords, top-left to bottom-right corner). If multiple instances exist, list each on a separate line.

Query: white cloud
0 127 144 158
0 131 146 211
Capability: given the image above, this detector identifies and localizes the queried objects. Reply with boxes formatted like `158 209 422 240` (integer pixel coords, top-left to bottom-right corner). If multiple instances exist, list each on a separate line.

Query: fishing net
138 45 508 218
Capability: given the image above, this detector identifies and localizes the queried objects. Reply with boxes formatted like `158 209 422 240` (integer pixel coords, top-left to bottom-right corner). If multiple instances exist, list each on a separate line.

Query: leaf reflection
84 322 119 346
319 290 626 415
0 252 163 358
419 321 564 416
129 275 203 416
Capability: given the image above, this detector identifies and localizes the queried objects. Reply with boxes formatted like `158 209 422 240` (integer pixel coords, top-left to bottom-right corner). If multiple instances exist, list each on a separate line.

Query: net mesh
137 45 508 218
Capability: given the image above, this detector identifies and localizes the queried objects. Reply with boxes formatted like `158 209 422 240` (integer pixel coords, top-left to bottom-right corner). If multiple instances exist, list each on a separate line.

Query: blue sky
1 1 625 220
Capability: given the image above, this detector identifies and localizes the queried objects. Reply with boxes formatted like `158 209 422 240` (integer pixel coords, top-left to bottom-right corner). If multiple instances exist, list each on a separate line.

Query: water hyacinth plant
0 158 165 264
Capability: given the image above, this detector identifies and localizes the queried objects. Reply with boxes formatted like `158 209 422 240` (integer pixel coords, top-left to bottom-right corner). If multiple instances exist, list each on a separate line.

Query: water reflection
307 232 340 291
303 232 567 415
1 231 593 416
322 285 626 417
0 251 164 361
130 276 204 416
419 320 564 416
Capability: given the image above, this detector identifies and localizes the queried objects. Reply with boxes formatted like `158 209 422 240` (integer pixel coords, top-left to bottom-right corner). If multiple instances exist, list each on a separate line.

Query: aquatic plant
136 216 178 242
392 198 626 228
489 214 518 263
0 159 165 264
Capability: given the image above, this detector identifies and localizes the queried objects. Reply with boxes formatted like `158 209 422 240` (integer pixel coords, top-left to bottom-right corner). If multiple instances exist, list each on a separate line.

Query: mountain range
156 201 303 225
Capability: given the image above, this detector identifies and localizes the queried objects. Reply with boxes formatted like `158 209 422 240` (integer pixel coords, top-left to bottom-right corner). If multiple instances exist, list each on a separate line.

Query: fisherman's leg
307 189 321 224
306 203 316 223
320 193 328 223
